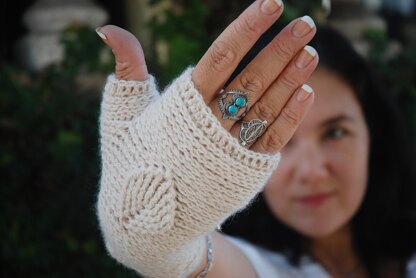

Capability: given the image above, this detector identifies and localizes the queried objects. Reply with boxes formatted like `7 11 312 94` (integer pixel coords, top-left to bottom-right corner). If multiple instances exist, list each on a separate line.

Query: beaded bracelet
196 234 213 278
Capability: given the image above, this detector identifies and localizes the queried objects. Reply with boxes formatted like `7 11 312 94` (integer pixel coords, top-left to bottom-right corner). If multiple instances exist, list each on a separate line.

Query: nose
292 143 330 186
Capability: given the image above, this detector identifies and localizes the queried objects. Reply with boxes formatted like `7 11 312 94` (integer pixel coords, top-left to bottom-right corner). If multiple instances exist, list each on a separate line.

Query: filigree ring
240 119 268 147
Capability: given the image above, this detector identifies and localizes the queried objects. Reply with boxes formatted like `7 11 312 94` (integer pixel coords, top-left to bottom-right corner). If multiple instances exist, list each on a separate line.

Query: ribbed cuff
101 74 159 122
104 74 157 97
165 67 281 172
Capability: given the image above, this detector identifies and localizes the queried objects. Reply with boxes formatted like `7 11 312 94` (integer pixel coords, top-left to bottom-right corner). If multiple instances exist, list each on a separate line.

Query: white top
227 236 416 278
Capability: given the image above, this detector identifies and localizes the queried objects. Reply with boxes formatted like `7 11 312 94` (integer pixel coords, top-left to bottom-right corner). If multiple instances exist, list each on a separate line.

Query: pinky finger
250 84 314 154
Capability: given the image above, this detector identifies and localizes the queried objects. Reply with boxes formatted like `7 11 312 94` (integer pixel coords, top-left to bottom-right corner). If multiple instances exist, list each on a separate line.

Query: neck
308 225 364 277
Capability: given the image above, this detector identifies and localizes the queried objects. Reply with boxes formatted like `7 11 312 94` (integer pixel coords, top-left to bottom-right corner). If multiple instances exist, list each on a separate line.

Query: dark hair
222 24 416 277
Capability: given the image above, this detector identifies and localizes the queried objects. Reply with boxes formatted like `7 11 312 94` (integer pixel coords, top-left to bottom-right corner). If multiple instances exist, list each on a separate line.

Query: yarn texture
97 67 281 278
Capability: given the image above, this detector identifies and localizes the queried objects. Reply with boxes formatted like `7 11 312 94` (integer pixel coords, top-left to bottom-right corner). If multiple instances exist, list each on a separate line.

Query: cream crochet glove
97 67 281 278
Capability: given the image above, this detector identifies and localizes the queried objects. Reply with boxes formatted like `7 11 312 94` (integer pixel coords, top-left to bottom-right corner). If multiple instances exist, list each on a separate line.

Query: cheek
264 170 287 202
328 138 369 214
263 165 292 217
268 157 291 187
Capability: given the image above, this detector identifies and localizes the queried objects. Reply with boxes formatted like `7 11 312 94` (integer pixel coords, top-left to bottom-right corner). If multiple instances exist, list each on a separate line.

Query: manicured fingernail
297 84 313 102
261 0 283 15
95 27 107 41
292 16 315 38
295 45 317 69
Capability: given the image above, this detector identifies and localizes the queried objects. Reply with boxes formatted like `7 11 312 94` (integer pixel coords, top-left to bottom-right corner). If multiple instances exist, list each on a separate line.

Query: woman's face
264 67 370 238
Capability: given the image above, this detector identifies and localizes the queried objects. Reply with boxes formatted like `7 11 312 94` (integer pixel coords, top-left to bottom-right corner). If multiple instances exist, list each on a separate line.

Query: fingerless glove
97 68 281 278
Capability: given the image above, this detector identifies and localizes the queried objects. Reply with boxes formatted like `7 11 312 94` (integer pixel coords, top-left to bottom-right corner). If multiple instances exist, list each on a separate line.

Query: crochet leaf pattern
121 167 176 234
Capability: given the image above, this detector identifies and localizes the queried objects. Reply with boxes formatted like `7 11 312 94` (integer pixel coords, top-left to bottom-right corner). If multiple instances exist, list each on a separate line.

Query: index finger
192 0 284 103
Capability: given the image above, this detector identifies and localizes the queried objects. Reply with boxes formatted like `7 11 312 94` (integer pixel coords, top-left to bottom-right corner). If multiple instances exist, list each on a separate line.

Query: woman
95 0 416 277
221 24 416 278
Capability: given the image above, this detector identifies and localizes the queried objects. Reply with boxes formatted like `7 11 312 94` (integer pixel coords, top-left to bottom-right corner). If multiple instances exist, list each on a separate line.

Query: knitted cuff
101 74 159 122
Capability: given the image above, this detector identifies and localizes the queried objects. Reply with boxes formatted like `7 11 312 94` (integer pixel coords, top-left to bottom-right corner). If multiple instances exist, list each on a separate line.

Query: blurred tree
1 25 137 277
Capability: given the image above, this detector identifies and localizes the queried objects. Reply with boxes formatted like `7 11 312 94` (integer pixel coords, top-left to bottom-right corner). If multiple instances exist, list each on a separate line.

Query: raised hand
192 0 318 154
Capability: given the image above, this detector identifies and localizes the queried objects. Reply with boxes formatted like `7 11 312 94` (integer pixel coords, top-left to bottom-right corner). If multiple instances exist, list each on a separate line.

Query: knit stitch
97 68 281 278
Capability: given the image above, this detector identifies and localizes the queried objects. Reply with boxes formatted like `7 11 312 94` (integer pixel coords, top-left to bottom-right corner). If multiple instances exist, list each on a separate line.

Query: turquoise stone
235 97 247 108
228 105 238 115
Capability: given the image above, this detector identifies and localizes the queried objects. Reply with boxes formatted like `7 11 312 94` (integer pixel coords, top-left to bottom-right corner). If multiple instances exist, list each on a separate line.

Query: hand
96 25 149 81
193 0 318 154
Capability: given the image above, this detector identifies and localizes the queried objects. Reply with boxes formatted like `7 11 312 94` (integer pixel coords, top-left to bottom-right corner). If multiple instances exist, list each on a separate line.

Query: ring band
240 119 268 147
218 89 250 121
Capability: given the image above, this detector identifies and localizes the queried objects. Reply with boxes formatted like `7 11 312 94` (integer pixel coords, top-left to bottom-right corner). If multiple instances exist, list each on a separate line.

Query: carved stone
17 0 108 71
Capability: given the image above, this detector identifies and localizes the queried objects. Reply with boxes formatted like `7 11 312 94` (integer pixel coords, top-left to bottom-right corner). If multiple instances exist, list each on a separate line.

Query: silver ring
218 89 250 121
240 119 268 147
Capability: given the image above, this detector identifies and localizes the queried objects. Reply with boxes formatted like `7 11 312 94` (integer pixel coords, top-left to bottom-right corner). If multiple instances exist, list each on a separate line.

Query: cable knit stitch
97 67 281 278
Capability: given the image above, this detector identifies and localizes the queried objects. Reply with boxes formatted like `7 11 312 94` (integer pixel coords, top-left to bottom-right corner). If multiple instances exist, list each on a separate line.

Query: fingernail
295 45 317 69
95 27 107 41
292 16 315 38
297 84 313 102
261 0 283 15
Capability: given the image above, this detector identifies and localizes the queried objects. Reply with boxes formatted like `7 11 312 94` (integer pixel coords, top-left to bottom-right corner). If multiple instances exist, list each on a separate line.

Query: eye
324 127 348 140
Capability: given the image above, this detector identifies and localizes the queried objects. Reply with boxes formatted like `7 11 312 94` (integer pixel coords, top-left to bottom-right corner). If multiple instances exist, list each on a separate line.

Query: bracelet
196 234 213 278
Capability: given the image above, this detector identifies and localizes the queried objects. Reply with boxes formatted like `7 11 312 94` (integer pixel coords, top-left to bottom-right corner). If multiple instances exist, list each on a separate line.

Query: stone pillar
16 0 108 71
328 0 386 56
124 0 172 66
125 0 151 54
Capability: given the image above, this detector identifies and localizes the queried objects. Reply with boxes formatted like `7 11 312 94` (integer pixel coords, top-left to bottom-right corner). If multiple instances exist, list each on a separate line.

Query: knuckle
239 70 265 93
272 39 294 61
209 41 237 72
280 107 300 127
116 61 131 72
253 100 277 122
116 61 135 79
260 129 285 152
280 73 299 90
234 13 259 40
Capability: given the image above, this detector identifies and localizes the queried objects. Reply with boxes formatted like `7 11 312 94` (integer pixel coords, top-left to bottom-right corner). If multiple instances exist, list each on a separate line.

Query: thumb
96 25 148 81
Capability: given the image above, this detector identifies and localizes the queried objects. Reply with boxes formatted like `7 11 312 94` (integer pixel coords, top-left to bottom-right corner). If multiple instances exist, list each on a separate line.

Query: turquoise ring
218 89 250 120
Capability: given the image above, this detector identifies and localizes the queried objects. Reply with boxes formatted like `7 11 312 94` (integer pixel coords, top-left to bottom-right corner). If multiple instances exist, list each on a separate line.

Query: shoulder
407 253 416 276
225 235 330 278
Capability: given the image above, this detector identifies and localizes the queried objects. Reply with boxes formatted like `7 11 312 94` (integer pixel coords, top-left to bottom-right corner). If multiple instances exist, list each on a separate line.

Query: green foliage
148 0 210 85
0 26 136 277
60 25 115 77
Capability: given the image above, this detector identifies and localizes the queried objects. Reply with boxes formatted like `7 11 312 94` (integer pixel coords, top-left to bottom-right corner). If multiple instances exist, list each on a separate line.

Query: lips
295 192 334 207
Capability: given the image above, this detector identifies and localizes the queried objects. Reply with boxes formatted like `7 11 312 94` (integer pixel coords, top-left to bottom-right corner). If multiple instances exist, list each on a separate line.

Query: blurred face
264 67 370 239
